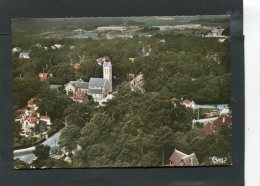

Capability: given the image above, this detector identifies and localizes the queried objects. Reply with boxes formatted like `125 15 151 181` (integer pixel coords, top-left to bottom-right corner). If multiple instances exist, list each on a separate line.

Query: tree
33 145 50 159
14 159 30 169
152 126 174 166
59 125 81 155
63 102 95 128
48 64 75 85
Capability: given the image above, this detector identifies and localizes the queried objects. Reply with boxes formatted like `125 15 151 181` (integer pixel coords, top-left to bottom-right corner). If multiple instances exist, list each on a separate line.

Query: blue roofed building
19 51 30 59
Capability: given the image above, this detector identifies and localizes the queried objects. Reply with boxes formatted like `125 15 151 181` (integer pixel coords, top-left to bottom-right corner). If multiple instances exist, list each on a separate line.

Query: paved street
13 130 62 164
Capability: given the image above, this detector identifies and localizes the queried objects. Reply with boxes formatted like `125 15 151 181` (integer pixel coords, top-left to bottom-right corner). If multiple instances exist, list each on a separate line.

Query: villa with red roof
39 73 48 81
182 99 196 109
16 98 52 137
166 149 199 166
203 115 231 135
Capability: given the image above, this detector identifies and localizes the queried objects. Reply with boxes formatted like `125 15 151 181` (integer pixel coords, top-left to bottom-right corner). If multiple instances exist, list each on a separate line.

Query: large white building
65 58 112 102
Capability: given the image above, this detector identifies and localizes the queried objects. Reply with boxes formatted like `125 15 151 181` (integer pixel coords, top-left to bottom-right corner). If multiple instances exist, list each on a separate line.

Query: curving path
13 130 62 164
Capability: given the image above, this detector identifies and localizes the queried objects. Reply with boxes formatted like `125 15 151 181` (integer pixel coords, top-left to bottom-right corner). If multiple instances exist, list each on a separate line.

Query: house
130 73 144 93
39 116 52 126
39 73 48 81
203 115 231 134
51 44 63 49
27 97 38 110
12 47 21 54
96 56 111 65
220 108 231 115
71 63 80 70
159 39 166 43
171 98 179 107
141 45 151 56
19 51 30 59
182 99 196 109
21 116 39 134
205 28 225 38
129 58 135 63
167 149 199 166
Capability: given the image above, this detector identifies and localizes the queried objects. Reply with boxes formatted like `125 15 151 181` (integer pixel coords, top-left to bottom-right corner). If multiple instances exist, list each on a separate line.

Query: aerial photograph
12 16 232 169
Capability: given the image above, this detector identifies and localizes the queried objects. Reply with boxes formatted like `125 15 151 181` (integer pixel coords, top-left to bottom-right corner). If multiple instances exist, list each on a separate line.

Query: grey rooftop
87 89 103 95
89 78 107 87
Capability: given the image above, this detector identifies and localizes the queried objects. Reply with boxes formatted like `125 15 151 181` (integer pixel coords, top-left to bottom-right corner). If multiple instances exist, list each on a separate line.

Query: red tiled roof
73 91 86 100
183 99 192 105
27 116 37 124
39 73 48 81
40 116 50 121
71 63 80 70
213 115 231 128
203 115 231 134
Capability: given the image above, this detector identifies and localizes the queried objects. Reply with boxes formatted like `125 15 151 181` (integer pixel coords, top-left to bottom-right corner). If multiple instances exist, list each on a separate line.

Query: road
13 130 62 164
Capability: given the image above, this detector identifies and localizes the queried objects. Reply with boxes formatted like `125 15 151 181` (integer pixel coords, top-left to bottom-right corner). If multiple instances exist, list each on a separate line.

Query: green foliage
13 24 231 167
63 102 95 128
59 125 81 154
33 144 50 159
32 157 70 168
14 159 30 169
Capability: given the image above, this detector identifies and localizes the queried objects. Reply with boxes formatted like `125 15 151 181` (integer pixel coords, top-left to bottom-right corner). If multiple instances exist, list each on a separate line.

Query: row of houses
15 98 52 137
13 43 64 60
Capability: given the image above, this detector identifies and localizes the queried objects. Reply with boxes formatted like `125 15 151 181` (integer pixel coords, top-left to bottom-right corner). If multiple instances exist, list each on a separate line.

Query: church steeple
103 57 112 93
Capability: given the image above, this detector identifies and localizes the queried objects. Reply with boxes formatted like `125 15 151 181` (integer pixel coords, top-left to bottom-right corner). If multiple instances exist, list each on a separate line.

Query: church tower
103 59 112 93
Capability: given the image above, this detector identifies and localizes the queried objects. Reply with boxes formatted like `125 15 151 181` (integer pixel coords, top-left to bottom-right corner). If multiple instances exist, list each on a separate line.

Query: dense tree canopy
13 27 231 167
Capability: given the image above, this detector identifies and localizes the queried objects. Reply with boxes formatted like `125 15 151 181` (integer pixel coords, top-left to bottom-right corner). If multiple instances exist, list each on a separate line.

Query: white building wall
103 62 112 93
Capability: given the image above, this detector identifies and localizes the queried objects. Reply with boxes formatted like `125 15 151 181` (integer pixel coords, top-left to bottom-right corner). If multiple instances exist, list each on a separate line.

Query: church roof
87 89 103 95
71 81 89 89
89 78 107 87
65 79 89 89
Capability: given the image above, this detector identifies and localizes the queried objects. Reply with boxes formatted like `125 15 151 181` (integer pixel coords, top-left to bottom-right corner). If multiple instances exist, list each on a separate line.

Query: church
64 57 112 102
